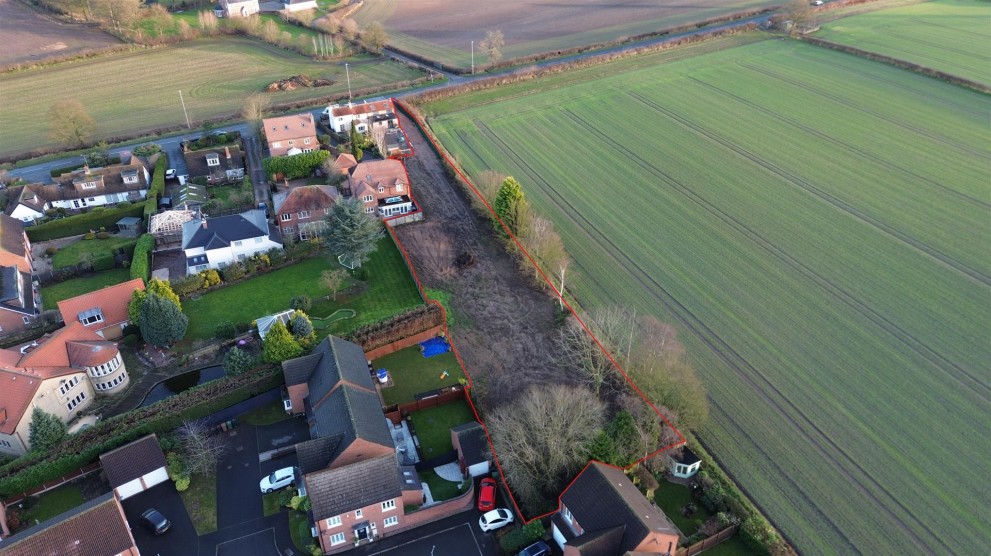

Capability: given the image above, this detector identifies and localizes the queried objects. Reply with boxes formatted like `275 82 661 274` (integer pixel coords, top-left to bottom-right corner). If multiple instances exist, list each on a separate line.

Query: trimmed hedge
48 155 121 178
130 234 154 283
346 304 442 352
262 150 330 181
0 365 283 499
92 253 115 271
26 203 146 242
144 155 168 221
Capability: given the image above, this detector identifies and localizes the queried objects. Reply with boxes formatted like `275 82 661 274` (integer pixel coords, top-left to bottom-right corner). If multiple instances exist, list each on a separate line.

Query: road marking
215 527 277 555
366 523 482 556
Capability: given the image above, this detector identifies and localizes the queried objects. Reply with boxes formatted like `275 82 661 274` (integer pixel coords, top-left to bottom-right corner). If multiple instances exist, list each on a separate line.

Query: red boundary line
382 98 685 523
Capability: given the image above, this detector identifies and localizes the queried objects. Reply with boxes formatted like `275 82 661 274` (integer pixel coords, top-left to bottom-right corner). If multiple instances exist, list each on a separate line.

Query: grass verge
178 473 218 535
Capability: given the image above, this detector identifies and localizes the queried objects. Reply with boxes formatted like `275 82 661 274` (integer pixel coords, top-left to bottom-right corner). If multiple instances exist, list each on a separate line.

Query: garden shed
115 216 142 235
451 421 490 478
668 446 701 479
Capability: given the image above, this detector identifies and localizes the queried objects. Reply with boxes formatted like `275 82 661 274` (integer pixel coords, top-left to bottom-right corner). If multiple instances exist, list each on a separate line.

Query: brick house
0 215 37 337
0 492 139 555
183 145 246 185
0 322 130 456
552 462 680 556
274 185 340 241
283 336 427 553
7 162 149 223
56 278 145 340
346 160 413 219
263 114 318 157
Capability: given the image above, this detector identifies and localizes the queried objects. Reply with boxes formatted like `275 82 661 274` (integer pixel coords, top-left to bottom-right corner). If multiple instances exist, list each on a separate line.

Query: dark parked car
518 541 552 556
140 508 172 535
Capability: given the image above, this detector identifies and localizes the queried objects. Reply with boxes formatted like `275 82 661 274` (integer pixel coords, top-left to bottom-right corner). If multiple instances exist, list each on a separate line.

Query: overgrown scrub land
0 37 424 158
0 0 121 66
814 0 991 87
353 0 778 69
423 37 991 555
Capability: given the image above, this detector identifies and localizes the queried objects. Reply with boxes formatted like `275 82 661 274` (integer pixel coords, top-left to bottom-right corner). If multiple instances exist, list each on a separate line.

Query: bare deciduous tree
488 385 605 513
480 30 505 65
475 169 506 207
49 100 96 149
558 315 616 398
241 93 271 133
363 21 388 53
321 269 349 300
341 18 359 41
198 9 219 34
178 420 229 476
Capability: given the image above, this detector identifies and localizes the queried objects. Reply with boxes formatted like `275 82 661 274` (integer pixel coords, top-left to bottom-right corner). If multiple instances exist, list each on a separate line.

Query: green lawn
262 491 284 517
409 401 475 458
421 469 469 502
654 481 710 536
425 38 991 555
375 345 464 406
178 472 218 534
41 268 130 307
815 0 991 87
52 236 136 269
19 484 84 528
1 37 425 158
241 400 290 426
183 236 422 344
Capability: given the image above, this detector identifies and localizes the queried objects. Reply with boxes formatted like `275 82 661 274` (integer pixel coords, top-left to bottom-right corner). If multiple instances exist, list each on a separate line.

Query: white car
164 168 177 180
479 508 514 532
260 467 295 493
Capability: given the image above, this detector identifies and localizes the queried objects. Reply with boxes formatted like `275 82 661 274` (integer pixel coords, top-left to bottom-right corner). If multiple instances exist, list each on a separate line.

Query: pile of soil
265 75 334 92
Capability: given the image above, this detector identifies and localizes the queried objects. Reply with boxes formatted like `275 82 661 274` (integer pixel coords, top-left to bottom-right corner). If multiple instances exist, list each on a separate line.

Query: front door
355 527 368 541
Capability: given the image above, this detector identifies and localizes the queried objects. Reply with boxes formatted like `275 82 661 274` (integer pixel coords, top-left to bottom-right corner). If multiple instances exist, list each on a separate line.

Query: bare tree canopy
48 100 96 148
241 93 272 132
480 29 505 65
178 420 229 476
488 384 605 513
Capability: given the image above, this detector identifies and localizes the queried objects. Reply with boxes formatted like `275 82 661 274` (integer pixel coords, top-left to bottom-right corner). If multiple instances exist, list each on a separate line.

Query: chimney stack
225 146 232 160
201 219 208 229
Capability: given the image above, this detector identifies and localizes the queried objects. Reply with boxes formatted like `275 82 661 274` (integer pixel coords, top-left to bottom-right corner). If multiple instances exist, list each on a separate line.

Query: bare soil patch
0 0 121 67
392 113 572 410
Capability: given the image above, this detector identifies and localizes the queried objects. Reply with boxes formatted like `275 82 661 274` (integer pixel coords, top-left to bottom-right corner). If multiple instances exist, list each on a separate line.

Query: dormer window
81 182 97 189
78 307 104 325
123 175 138 184
377 186 384 193
396 183 404 191
206 154 220 167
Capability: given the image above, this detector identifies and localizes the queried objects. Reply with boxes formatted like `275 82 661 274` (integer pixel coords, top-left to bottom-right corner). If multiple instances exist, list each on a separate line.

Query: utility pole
471 41 474 75
178 90 191 129
345 63 352 104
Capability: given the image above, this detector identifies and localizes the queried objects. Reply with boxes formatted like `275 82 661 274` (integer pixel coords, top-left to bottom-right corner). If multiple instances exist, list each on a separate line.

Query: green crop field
424 37 991 554
815 0 991 86
0 37 424 158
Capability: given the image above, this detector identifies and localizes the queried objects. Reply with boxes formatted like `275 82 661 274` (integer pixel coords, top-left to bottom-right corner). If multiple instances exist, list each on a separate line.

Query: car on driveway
260 466 295 493
477 477 497 511
517 540 552 556
479 508 514 532
165 168 177 180
140 508 172 535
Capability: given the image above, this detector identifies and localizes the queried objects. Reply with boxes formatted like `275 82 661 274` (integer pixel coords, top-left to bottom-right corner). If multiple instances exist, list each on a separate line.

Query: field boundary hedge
799 36 991 94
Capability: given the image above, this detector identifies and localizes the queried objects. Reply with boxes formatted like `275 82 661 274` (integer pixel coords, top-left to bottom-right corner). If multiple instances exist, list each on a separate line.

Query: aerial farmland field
814 0 991 87
352 0 779 69
423 37 991 554
0 37 424 158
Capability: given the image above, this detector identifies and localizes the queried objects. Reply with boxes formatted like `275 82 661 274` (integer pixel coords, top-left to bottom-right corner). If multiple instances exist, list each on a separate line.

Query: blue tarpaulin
420 336 450 358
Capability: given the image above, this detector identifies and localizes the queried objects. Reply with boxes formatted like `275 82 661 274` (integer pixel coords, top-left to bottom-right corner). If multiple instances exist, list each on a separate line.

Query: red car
477 478 497 511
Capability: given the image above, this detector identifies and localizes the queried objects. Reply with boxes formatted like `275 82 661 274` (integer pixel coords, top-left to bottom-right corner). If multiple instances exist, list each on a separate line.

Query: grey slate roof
295 435 343 475
306 336 373 405
99 433 167 488
452 421 488 466
670 446 700 466
305 454 401 520
282 352 323 386
181 209 281 251
0 492 136 556
0 267 35 316
561 463 677 555
568 525 627 556
309 384 393 460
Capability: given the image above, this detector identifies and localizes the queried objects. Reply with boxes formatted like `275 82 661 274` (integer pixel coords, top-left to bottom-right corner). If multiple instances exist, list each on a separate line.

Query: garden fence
384 386 465 424
675 524 739 556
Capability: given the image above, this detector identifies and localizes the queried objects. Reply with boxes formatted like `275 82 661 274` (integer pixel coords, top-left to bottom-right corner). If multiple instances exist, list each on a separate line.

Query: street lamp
471 41 474 75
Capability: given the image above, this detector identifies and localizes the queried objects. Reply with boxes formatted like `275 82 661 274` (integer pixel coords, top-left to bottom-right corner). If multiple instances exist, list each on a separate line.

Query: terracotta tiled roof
0 368 42 435
275 185 339 217
0 492 137 556
99 434 167 488
65 340 118 367
349 160 409 201
263 113 316 143
330 100 392 118
17 321 108 368
334 154 357 174
56 278 145 331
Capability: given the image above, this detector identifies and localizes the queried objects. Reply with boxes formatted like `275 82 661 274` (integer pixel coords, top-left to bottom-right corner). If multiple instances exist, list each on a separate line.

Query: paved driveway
121 482 198 556
350 509 500 556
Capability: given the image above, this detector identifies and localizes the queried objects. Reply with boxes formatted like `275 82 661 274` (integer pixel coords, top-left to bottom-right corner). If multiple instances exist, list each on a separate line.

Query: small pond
140 365 226 407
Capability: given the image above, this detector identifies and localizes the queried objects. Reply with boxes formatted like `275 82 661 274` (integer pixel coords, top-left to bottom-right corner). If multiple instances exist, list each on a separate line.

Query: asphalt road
121 482 200 556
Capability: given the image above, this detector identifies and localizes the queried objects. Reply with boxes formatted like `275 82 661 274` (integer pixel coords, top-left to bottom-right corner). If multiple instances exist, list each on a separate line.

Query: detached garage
99 433 169 500
451 422 491 478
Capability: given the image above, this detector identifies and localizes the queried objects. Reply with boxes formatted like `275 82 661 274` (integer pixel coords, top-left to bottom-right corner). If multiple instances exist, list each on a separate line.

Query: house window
677 464 687 474
354 509 363 519
562 505 572 522
288 140 294 145
206 155 220 167
380 500 396 512
281 213 292 221
255 237 263 244
303 138 312 144
237 254 247 261
297 210 310 219
283 227 294 236
362 195 373 202
88 198 96 202
330 532 346 546
377 186 385 193
195 264 209 273
365 207 374 214
383 516 398 528
234 240 243 247
272 142 282 148
324 208 330 214
123 175 138 184
326 516 341 528
396 183 403 191
22 316 30 324
82 312 103 325
81 182 97 189
0 439 11 448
